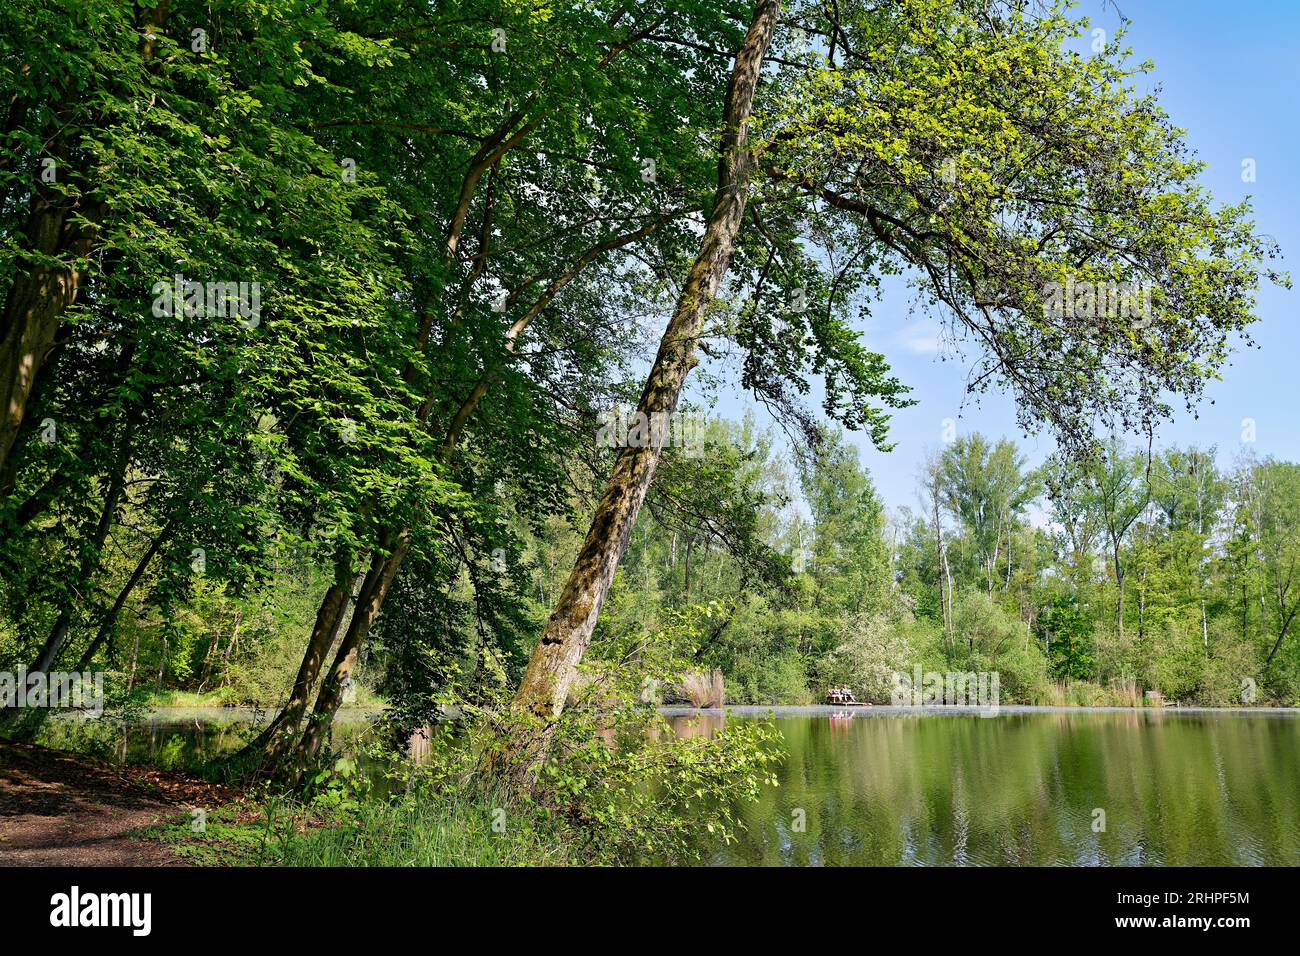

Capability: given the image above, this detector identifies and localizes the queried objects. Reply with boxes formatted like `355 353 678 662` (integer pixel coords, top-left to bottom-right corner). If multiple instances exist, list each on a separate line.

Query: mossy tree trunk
501 0 782 777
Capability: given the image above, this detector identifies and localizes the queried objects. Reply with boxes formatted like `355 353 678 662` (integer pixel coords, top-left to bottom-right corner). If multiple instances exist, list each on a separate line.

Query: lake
40 705 1300 866
668 706 1300 866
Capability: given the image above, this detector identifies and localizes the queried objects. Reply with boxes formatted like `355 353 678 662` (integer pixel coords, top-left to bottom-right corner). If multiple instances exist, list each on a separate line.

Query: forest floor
0 740 236 866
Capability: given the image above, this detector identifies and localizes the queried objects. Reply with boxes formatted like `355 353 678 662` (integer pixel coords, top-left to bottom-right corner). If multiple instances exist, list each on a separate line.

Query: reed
681 669 725 708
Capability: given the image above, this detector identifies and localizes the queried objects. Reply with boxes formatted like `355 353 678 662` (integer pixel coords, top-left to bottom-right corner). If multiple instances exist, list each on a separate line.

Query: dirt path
0 741 234 866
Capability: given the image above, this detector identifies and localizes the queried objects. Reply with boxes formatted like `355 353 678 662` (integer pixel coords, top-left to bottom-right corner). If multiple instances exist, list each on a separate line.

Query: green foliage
949 591 1050 702
765 0 1285 455
379 609 784 864
1038 595 1096 683
137 806 276 868
3 0 1294 870
268 787 575 867
143 787 574 867
824 608 916 703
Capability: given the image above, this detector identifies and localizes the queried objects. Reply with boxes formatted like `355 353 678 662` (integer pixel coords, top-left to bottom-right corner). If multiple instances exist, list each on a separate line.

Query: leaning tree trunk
0 446 127 740
287 537 410 777
233 561 355 768
74 519 174 671
1266 601 1298 667
501 0 781 776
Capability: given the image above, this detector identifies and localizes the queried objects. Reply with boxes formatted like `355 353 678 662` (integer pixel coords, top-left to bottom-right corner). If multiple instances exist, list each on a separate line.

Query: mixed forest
0 0 1289 861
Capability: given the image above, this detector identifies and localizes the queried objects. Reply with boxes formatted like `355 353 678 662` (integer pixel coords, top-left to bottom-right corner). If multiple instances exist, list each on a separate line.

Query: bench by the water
826 687 870 706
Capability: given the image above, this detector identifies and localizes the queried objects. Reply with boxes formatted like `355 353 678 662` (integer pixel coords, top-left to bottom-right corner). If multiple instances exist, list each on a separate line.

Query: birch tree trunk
126 631 141 692
503 0 781 769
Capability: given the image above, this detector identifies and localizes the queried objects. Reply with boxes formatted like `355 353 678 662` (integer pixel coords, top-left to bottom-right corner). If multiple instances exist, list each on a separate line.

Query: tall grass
1040 678 1147 707
1108 677 1140 707
266 789 573 867
681 669 725 708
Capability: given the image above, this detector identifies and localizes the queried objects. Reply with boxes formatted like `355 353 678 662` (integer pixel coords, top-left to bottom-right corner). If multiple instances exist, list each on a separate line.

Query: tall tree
1089 438 1151 636
939 434 1037 597
504 0 785 773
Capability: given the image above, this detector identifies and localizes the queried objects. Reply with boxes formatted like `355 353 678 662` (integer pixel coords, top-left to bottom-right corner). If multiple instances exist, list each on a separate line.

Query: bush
1145 619 1206 702
1197 620 1259 706
950 591 1050 703
725 650 812 704
377 607 785 864
824 608 917 703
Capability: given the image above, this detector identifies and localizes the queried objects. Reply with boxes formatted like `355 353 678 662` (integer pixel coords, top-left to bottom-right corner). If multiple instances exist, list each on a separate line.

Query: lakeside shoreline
65 702 1300 723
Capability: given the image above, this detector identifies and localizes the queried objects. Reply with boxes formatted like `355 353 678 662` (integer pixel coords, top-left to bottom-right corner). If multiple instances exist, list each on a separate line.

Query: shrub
824 608 916 703
680 669 725 707
950 591 1050 703
374 606 784 864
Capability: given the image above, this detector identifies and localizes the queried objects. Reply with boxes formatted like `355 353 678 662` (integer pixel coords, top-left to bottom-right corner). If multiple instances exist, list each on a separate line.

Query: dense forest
15 419 1296 718
600 425 1300 708
0 0 1289 862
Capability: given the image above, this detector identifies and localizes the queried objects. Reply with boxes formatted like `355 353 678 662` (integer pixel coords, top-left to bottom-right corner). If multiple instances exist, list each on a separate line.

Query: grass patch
140 790 574 867
145 688 244 709
135 805 275 866
273 789 573 866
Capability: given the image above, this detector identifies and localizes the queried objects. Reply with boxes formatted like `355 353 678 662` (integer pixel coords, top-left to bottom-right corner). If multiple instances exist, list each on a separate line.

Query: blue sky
700 0 1300 515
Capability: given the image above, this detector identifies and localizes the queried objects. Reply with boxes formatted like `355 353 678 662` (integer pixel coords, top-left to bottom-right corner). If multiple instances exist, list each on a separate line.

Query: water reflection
666 708 1300 866
36 709 379 772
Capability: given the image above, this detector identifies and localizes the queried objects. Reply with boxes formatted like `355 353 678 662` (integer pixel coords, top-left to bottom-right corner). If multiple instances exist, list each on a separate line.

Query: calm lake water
668 707 1300 866
41 706 1300 866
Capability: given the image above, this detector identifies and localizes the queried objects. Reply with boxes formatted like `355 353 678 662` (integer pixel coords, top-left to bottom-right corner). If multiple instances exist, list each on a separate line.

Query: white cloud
897 319 941 355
